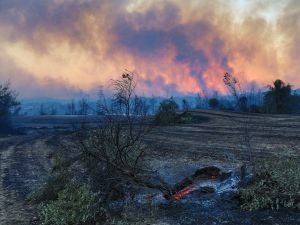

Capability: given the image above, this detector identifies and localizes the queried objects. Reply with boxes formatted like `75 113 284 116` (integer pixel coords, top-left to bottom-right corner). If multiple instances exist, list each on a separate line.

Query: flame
174 175 219 200
174 185 194 200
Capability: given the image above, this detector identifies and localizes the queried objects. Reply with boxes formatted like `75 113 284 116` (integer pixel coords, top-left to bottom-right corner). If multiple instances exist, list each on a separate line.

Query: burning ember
174 185 194 200
170 166 232 200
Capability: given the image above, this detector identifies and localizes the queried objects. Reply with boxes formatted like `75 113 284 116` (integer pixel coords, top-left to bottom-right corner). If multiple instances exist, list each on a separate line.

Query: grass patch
239 158 300 211
39 182 104 225
27 174 69 203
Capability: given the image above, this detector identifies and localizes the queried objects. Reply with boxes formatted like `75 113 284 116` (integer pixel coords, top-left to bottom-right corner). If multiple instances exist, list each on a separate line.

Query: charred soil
0 110 299 224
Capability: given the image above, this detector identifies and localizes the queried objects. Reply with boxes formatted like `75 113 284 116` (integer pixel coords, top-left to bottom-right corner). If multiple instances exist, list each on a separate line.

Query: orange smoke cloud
0 0 299 98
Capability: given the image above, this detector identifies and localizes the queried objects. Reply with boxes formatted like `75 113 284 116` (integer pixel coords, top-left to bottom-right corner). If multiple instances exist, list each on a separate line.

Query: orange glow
174 185 194 200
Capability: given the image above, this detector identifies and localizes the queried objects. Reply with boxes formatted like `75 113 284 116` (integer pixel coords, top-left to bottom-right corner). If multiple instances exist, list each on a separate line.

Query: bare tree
195 92 208 109
149 94 157 115
223 73 241 102
66 100 76 115
56 72 172 207
223 72 246 111
78 98 89 115
195 93 202 109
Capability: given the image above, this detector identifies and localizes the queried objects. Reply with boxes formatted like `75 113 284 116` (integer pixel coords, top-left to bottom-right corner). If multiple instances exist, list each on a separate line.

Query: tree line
1 73 300 134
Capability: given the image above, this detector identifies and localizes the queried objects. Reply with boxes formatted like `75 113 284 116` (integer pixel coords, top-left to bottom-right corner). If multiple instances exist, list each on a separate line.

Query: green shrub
154 98 179 125
154 98 196 125
239 158 300 210
27 153 72 204
40 183 103 225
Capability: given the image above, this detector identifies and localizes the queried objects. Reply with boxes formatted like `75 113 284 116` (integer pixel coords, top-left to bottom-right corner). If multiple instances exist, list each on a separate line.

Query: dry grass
145 110 300 162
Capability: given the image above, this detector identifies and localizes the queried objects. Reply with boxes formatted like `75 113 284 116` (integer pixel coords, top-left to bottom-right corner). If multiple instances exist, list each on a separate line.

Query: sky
0 0 299 99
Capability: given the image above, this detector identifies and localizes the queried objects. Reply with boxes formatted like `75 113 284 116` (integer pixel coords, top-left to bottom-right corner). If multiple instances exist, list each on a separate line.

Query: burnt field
0 110 300 225
146 110 300 160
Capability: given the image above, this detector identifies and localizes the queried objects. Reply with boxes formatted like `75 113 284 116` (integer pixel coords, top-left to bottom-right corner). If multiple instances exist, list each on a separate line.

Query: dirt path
0 133 52 225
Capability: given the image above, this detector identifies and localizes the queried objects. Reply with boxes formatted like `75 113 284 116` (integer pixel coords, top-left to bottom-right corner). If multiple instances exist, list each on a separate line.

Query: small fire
173 176 219 200
174 185 194 200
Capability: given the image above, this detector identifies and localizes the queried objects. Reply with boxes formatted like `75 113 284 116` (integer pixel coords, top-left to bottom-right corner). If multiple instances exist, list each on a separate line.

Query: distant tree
50 105 58 115
78 98 89 115
39 104 47 115
247 83 257 107
195 93 203 109
223 73 247 111
223 72 249 111
182 99 191 111
208 98 219 109
133 96 150 116
155 97 179 125
290 95 300 113
0 83 19 133
66 100 76 115
149 95 157 115
223 72 241 105
195 92 209 109
96 87 106 115
238 96 248 112
264 79 292 113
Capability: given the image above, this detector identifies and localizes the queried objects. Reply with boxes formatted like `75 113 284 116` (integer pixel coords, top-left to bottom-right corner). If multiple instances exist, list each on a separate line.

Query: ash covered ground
0 110 299 225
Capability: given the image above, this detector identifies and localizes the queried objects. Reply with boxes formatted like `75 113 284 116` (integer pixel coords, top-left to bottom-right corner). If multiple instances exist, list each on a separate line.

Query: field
0 110 299 224
147 110 300 160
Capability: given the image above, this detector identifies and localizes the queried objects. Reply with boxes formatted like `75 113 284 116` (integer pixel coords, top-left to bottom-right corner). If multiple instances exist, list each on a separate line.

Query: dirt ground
146 110 300 161
0 110 299 225
0 130 59 225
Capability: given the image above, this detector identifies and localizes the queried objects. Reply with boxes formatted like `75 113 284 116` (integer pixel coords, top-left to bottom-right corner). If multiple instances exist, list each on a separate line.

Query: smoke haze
0 0 299 98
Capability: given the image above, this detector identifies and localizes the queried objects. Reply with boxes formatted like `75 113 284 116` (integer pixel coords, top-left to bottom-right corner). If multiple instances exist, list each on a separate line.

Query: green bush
154 98 196 125
239 158 300 210
40 183 103 225
154 98 179 125
27 152 72 203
